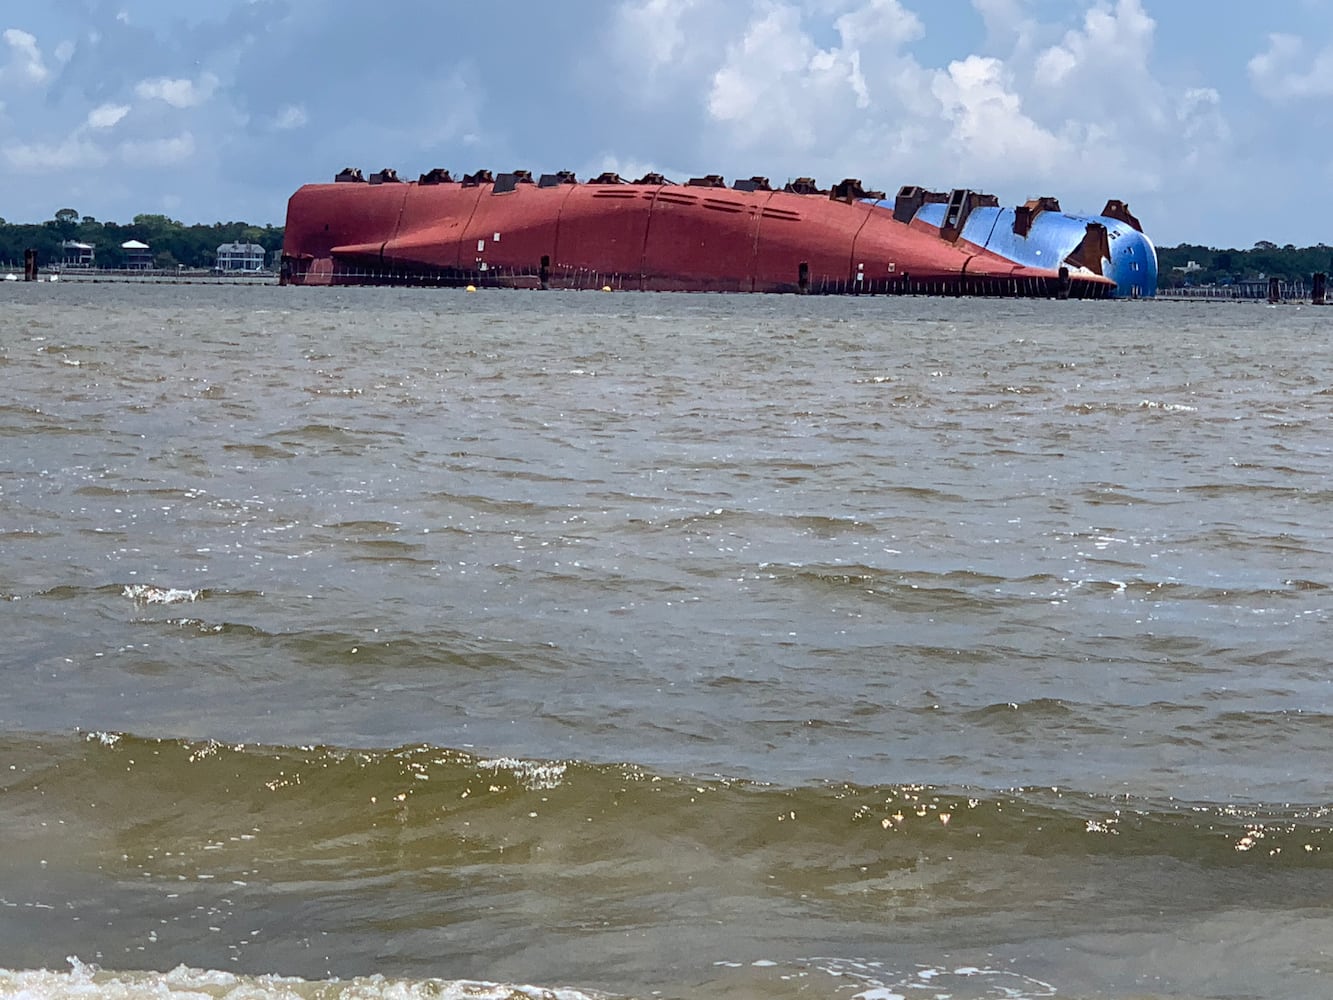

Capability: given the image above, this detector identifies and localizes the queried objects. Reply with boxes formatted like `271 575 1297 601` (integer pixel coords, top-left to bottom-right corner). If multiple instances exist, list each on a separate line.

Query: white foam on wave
122 584 200 605
477 757 568 791
720 957 1056 1000
713 955 1056 998
1138 399 1197 413
0 959 608 1000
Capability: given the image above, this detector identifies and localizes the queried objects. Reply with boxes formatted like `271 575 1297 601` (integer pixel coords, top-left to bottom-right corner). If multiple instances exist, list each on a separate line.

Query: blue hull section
905 201 1157 299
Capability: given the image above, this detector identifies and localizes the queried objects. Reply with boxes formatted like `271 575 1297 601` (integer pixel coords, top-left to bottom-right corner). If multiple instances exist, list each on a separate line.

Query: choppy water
2 283 1331 1000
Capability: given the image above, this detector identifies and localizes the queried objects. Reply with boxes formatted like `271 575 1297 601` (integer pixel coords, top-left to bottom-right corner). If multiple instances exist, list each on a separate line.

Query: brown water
2 283 1332 999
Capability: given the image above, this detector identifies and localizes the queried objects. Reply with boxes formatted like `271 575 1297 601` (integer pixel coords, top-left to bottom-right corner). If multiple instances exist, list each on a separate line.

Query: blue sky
1 0 1330 248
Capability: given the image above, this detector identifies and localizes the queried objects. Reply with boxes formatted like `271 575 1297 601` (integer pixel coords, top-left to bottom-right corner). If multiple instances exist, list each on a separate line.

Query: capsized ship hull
280 169 1157 298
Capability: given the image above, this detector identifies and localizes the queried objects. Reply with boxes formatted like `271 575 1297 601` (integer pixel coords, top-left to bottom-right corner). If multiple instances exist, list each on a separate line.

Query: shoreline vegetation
1 209 1328 295
0 210 283 274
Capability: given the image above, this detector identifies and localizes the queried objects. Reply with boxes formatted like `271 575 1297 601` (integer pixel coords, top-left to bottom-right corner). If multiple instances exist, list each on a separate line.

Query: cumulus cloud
708 5 816 134
135 74 218 108
119 132 196 166
1249 33 1333 99
1 28 49 86
0 1 1323 245
5 136 107 171
271 104 307 130
971 0 1035 49
1178 87 1228 142
688 0 1195 199
86 103 130 128
610 0 702 77
932 55 1063 175
707 1 930 152
1030 0 1159 121
836 0 924 50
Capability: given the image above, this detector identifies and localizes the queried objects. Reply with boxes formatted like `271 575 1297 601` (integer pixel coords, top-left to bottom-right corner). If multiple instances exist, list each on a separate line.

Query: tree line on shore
1 209 1328 288
0 210 284 271
1155 242 1333 289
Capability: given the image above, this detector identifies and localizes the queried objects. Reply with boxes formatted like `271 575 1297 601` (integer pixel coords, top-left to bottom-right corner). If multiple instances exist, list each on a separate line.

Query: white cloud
611 0 701 74
5 136 107 171
87 103 131 129
0 0 1315 245
1164 86 1228 176
119 132 196 166
1179 87 1228 142
971 0 1032 48
604 0 739 107
1016 0 1174 176
134 74 218 108
1033 0 1155 90
708 5 814 131
1 28 49 86
272 104 307 130
673 0 1239 224
835 0 924 50
707 1 930 151
1249 33 1333 99
931 55 1063 174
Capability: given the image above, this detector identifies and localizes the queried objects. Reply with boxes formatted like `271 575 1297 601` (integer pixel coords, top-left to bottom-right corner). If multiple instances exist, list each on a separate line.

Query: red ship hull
281 174 1116 297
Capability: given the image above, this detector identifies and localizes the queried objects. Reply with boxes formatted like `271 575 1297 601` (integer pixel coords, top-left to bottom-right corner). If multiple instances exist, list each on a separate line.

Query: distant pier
1157 275 1325 304
31 267 279 286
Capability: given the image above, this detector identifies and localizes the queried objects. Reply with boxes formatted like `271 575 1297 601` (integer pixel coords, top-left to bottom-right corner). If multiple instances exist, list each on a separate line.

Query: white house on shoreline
216 242 267 272
61 240 95 267
121 239 152 268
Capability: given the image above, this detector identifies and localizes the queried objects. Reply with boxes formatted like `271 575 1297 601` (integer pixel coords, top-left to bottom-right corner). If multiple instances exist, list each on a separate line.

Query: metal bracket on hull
732 176 772 192
893 186 948 224
494 171 535 194
1063 222 1111 276
784 177 824 195
1013 197 1061 238
1101 199 1143 233
940 189 1000 243
830 178 886 203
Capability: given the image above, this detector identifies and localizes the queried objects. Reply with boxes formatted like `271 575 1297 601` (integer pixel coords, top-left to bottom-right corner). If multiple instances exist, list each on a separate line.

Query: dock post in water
1313 272 1326 306
1268 277 1281 304
23 248 37 281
